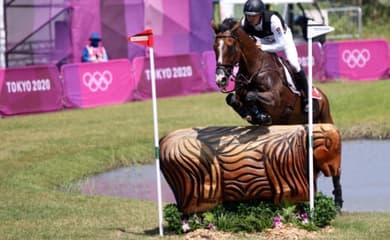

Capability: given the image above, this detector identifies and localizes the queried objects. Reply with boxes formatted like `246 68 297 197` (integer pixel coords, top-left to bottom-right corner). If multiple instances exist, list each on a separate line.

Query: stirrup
303 103 309 113
302 97 309 113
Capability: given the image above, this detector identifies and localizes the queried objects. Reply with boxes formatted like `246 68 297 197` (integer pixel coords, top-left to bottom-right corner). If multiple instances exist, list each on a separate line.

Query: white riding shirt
242 15 301 72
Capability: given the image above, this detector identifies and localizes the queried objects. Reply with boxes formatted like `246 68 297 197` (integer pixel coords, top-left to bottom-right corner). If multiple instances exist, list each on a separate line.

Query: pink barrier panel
278 42 325 81
202 51 219 91
132 53 211 100
61 59 135 108
0 65 63 117
324 39 390 81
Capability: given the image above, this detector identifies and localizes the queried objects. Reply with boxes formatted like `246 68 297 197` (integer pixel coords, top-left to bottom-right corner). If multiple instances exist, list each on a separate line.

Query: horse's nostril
217 77 227 87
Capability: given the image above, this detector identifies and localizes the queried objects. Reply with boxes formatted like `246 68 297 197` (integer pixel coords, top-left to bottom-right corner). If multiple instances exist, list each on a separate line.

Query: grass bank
0 80 389 239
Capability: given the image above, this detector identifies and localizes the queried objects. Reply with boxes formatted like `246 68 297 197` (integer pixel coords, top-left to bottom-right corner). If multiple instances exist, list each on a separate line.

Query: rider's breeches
282 29 301 72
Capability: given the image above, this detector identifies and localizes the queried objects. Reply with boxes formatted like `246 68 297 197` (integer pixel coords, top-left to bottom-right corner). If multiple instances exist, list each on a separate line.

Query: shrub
163 192 338 234
299 192 338 228
163 204 183 234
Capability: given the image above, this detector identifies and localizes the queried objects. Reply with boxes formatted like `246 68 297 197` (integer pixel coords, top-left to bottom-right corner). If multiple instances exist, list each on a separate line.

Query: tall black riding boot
294 70 309 113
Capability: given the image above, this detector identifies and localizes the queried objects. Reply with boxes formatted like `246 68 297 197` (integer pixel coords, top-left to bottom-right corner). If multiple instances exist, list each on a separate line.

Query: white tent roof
220 0 313 3
219 0 315 23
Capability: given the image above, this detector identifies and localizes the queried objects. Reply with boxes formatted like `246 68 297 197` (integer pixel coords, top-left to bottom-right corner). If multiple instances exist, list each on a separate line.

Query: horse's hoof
259 114 272 126
245 114 272 126
245 115 256 125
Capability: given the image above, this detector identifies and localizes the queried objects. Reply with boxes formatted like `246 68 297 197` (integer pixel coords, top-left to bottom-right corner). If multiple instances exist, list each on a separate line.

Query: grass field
0 80 390 239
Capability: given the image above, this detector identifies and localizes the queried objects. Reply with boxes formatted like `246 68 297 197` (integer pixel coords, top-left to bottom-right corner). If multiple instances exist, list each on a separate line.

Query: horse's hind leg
332 175 343 211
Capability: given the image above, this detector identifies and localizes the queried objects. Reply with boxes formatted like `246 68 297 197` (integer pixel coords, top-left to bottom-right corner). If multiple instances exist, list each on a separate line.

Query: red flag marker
128 28 163 236
128 28 154 47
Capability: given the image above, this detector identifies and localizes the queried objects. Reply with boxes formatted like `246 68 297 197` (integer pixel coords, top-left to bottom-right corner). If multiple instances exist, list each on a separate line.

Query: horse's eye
228 45 236 56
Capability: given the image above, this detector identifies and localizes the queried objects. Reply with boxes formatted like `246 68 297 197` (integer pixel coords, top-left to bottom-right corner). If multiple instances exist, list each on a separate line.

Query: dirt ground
182 224 334 240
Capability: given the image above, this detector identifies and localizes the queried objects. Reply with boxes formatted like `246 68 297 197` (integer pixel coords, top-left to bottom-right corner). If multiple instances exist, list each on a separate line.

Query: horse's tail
316 88 334 124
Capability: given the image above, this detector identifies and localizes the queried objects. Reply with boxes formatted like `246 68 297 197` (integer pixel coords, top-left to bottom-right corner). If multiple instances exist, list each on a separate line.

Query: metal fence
325 6 362 39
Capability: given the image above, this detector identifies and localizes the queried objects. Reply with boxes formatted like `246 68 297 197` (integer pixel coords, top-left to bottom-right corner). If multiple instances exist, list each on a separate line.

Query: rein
235 68 273 87
215 29 273 93
215 33 241 93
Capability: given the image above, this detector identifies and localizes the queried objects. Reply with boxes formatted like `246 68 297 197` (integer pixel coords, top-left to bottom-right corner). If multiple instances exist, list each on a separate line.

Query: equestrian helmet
243 0 265 16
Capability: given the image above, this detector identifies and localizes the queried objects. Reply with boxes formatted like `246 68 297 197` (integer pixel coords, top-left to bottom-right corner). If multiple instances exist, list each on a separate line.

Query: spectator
81 32 108 62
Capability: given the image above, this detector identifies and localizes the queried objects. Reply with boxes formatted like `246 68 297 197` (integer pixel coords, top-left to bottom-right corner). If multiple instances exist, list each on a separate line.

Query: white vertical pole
0 0 6 68
149 46 164 236
307 36 315 216
307 24 334 219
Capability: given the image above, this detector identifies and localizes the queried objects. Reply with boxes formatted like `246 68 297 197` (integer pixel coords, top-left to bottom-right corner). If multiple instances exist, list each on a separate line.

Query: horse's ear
211 20 219 34
231 20 241 32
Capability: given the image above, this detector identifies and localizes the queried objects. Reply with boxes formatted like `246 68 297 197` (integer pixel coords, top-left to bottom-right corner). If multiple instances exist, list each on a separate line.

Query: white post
149 46 164 236
307 24 334 218
307 36 315 215
0 0 6 68
128 29 163 236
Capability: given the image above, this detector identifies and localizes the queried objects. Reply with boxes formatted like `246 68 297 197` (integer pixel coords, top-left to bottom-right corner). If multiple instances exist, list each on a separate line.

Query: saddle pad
279 59 300 95
312 87 322 100
279 58 322 100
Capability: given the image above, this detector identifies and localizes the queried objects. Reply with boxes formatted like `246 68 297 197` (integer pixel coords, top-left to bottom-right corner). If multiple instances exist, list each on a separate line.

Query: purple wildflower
207 223 216 231
300 212 309 224
272 215 283 228
182 219 190 233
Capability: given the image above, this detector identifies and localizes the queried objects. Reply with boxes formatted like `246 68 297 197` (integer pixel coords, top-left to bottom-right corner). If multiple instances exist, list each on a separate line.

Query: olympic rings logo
342 48 371 68
82 70 113 92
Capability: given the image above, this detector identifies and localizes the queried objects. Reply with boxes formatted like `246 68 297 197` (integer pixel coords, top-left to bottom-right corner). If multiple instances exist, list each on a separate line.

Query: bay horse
211 18 342 209
211 18 334 126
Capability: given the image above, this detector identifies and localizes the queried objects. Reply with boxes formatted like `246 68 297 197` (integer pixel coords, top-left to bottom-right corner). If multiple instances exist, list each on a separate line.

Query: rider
241 0 309 113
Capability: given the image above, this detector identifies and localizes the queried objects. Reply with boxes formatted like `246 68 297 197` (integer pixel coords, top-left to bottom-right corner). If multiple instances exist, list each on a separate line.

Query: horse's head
211 18 242 90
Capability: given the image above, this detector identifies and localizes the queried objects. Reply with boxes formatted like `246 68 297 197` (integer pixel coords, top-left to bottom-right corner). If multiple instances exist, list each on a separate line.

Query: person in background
81 32 108 63
241 0 309 113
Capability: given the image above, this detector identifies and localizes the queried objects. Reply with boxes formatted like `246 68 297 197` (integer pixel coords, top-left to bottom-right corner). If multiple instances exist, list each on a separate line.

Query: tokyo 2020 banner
61 59 135 108
0 65 63 117
132 53 212 100
324 39 390 81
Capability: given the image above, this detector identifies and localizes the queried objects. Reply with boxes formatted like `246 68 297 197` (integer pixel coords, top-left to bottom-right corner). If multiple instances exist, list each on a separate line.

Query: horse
210 18 342 210
211 18 334 126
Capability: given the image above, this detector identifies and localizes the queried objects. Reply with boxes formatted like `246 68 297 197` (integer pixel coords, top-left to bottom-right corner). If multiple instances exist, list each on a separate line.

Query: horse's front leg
245 91 272 125
226 93 250 119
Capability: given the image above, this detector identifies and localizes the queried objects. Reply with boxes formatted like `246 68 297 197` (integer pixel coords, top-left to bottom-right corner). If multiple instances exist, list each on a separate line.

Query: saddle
271 54 301 95
272 54 322 100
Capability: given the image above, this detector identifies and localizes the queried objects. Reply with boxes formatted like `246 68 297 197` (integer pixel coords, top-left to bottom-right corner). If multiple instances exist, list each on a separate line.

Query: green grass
1 80 390 239
319 80 390 139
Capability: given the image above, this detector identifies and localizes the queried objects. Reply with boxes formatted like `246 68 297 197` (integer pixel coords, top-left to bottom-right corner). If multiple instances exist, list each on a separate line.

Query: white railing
325 6 362 39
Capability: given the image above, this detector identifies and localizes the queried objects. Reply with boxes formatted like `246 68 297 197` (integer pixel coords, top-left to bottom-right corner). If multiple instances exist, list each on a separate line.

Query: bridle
215 33 241 92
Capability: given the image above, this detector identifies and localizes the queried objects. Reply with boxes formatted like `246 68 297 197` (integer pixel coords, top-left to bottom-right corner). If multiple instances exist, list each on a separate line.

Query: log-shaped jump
160 124 342 214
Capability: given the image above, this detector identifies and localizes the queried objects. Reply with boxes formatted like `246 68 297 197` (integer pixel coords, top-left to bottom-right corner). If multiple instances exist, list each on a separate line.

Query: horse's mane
217 18 240 33
218 18 258 47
